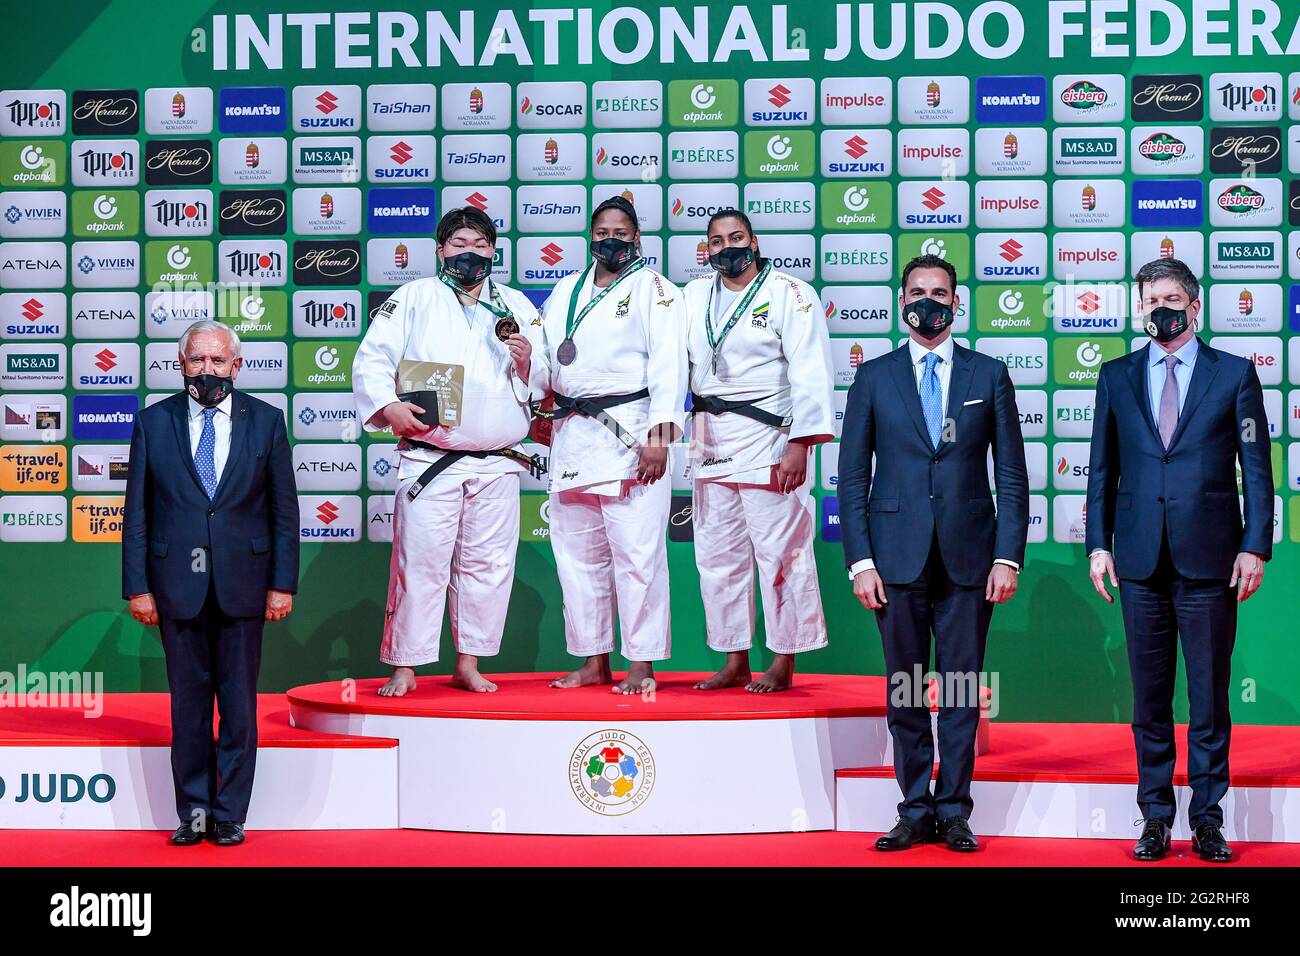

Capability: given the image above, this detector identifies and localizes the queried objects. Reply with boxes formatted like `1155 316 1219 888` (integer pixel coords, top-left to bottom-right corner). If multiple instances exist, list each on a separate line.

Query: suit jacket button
207 509 215 517
932 456 940 464
1162 456 1171 464
1157 496 1164 503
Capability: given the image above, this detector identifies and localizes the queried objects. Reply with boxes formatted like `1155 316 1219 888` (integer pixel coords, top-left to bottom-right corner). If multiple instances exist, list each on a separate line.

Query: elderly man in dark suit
1087 257 1272 863
122 319 299 847
840 254 1029 853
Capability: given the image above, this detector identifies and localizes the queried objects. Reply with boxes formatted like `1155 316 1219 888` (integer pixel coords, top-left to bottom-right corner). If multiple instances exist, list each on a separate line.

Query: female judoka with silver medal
352 207 547 697
684 209 836 692
538 196 689 695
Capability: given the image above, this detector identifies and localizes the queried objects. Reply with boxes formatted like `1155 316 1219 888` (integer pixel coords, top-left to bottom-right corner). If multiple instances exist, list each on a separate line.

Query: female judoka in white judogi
352 207 547 696
537 195 688 695
684 208 836 692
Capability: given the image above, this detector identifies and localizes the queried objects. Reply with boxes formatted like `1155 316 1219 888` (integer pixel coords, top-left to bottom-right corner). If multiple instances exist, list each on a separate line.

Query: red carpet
4 829 1298 867
0 695 394 749
288 672 889 721
838 722 1300 786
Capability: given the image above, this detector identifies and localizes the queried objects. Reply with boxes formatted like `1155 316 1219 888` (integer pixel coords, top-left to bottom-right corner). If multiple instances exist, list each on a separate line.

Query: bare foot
377 666 416 697
614 660 655 695
550 655 613 689
747 654 795 693
694 651 752 690
449 654 497 693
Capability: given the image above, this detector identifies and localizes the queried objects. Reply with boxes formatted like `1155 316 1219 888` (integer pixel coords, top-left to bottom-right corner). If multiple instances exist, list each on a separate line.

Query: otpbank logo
975 76 1047 124
218 87 287 134
668 80 738 128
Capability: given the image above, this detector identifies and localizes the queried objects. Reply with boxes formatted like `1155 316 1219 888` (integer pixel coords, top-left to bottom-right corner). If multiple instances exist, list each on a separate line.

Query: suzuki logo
999 239 1024 261
390 141 413 164
315 91 339 114
539 242 564 266
94 349 117 372
465 191 488 210
1077 291 1100 315
768 84 792 108
316 501 339 524
20 298 43 321
843 135 868 158
921 187 945 211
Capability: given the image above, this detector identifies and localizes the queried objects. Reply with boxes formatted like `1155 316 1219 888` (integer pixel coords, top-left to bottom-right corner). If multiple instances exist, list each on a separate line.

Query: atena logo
820 129 890 177
293 443 361 492
1210 179 1282 228
975 75 1047 124
0 89 65 136
570 729 655 816
367 135 435 182
1053 75 1125 123
0 239 66 288
440 134 511 183
667 131 738 180
217 136 287 186
298 494 360 541
517 81 586 129
74 291 139 339
517 236 585 283
442 185 510 230
440 82 511 131
591 132 661 181
819 77 891 125
1053 179 1124 229
1130 74 1204 121
366 83 436 132
292 85 361 132
743 78 814 125
668 182 739 231
1130 126 1204 175
1210 72 1283 121
1131 180 1204 228
592 80 662 129
899 180 969 229
218 87 287 134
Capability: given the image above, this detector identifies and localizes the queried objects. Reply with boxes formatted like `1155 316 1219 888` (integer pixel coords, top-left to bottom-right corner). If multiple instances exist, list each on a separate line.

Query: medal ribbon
563 258 646 341
439 272 512 320
705 263 772 362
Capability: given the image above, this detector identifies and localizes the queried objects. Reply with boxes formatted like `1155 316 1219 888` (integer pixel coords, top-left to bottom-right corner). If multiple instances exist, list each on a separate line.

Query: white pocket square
963 398 984 406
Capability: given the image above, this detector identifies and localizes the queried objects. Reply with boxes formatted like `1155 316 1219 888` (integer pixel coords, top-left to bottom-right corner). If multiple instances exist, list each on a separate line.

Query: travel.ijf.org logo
569 729 654 815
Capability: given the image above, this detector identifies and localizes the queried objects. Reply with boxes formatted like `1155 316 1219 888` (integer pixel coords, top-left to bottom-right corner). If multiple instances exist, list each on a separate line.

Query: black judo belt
689 392 793 429
534 387 650 450
400 438 546 500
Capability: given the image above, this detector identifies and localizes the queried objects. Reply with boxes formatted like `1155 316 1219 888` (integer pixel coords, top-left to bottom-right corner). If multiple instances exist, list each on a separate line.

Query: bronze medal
495 316 519 341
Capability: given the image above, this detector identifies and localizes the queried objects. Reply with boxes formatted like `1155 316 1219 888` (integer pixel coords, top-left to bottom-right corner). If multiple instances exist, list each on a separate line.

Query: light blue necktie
921 352 943 448
195 406 219 499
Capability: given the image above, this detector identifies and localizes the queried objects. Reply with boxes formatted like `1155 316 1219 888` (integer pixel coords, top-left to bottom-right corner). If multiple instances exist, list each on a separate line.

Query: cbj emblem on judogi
751 301 769 329
569 729 655 815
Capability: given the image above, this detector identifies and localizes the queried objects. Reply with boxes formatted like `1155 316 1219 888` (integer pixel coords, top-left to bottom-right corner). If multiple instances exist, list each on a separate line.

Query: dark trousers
1119 530 1236 828
158 579 265 826
874 532 993 824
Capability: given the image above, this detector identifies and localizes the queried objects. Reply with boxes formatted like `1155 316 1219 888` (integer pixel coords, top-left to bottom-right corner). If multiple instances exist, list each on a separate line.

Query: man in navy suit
122 320 299 847
840 254 1029 852
1086 258 1272 863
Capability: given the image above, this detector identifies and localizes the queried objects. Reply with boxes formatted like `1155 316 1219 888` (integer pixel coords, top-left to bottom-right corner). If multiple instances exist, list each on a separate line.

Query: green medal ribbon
705 263 772 368
438 271 512 320
563 257 646 341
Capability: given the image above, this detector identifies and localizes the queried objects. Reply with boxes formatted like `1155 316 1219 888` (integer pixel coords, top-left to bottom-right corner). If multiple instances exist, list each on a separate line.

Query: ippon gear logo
569 729 655 816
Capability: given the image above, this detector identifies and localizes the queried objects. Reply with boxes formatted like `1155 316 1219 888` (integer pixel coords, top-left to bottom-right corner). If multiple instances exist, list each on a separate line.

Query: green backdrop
2 0 1297 725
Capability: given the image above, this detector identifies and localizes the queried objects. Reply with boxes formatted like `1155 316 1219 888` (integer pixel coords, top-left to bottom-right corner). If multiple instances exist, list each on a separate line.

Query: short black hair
436 206 496 246
591 194 639 232
900 254 956 294
1135 257 1200 303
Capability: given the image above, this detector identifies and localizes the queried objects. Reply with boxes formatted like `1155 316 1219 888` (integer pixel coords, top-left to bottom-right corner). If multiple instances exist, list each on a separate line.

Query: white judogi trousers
380 471 520 667
692 471 828 654
548 478 672 662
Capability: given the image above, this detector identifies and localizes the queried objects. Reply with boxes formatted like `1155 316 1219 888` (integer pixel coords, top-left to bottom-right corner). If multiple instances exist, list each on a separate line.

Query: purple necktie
1158 354 1180 448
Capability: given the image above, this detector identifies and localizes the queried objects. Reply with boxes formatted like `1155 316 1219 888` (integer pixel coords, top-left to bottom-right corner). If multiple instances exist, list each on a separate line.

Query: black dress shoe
875 817 934 851
170 823 206 846
937 816 980 852
1191 824 1233 863
1133 819 1171 861
212 822 245 846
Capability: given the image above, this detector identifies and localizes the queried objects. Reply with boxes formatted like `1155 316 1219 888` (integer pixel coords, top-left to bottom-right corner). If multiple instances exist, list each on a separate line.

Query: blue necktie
921 352 943 448
195 407 219 499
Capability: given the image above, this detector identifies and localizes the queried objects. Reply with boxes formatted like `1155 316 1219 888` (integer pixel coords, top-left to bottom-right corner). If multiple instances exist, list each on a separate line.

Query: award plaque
396 360 466 427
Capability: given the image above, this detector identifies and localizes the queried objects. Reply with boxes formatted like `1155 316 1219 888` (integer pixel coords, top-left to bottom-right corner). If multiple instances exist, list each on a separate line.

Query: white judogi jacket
352 275 547 480
540 264 688 495
685 267 836 483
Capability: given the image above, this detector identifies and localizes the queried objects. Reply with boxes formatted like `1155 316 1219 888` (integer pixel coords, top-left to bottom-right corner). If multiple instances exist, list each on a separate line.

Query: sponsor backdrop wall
1 0 1298 723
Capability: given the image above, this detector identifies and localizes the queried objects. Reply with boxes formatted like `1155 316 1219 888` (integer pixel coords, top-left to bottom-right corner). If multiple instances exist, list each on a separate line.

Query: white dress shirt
187 394 233 485
849 335 1019 580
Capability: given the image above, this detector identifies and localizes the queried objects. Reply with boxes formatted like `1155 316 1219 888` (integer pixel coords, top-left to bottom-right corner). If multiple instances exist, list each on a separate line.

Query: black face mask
440 251 492 288
185 373 234 407
589 237 637 270
1144 306 1191 343
709 245 755 278
902 297 954 340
